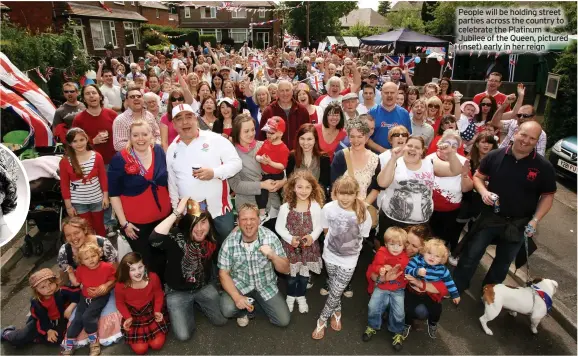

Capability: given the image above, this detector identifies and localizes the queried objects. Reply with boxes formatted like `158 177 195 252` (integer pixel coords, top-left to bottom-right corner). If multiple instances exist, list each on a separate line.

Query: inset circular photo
0 144 31 246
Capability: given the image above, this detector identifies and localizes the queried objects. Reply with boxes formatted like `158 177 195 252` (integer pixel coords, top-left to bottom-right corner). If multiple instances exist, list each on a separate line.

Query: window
201 29 222 43
230 29 247 43
184 6 190 18
131 1 135 5
231 9 247 18
124 22 140 47
258 7 266 18
156 9 160 18
169 6 177 14
90 20 117 50
71 18 87 52
201 7 216 19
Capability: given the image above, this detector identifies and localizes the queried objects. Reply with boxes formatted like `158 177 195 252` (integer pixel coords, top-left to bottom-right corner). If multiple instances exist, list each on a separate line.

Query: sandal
312 319 327 340
330 312 342 331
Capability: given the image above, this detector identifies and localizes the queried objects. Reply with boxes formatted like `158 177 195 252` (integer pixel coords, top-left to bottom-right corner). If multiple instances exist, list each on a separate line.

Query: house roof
340 8 388 28
178 1 275 7
390 1 423 12
139 1 169 10
66 2 148 22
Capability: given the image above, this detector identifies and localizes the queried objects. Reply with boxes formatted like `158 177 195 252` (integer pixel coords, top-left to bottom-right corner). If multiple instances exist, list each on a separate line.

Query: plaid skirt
122 301 169 344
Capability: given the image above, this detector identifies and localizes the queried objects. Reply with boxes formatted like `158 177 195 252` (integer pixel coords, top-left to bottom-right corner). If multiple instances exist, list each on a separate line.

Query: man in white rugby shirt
166 104 242 243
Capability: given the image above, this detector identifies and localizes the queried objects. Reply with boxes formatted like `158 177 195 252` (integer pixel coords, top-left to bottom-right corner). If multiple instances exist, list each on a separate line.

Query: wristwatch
173 209 181 218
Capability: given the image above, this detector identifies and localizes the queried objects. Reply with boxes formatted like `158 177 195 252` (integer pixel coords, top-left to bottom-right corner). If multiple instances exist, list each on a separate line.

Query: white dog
479 278 558 336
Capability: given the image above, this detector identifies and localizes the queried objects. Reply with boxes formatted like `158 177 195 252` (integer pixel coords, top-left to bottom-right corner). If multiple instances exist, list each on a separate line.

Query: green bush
199 35 217 48
544 41 577 147
147 44 170 52
142 24 199 47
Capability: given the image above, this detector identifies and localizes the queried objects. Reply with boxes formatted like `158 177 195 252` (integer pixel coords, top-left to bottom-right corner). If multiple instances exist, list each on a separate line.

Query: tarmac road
1 243 576 355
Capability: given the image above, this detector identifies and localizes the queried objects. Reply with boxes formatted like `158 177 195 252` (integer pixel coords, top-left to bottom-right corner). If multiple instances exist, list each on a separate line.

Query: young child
457 101 479 143
255 116 290 224
115 252 168 355
60 127 109 237
312 175 372 340
63 243 116 355
275 170 325 314
0 269 79 347
484 122 500 143
404 239 460 339
363 227 409 350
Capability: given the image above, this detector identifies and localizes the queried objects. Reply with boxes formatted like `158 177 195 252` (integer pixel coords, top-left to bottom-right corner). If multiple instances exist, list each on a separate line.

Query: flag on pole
98 1 113 13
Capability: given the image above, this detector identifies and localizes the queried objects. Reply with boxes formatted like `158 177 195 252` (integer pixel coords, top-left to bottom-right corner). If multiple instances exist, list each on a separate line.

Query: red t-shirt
72 109 118 164
473 91 510 111
39 296 60 320
309 110 318 125
427 135 466 157
75 261 116 297
120 148 171 224
256 140 290 175
314 124 347 162
366 247 410 294
114 272 164 320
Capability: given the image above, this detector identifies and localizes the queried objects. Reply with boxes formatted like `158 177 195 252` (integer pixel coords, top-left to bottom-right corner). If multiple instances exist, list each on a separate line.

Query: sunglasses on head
517 113 533 119
64 90 76 94
170 96 184 102
428 104 440 109
391 132 409 138
480 103 492 107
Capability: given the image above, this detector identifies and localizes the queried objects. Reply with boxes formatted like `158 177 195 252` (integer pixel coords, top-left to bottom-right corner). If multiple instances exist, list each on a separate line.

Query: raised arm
377 147 402 188
177 73 194 105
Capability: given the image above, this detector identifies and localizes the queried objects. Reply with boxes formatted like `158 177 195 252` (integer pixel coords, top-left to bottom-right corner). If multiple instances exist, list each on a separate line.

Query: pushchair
20 147 66 257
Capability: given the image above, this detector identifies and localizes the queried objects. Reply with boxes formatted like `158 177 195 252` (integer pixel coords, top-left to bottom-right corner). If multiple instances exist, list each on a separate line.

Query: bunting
249 18 281 26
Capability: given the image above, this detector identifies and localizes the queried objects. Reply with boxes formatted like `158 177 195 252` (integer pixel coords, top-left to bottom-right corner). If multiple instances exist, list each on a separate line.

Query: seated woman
150 197 227 341
56 217 123 348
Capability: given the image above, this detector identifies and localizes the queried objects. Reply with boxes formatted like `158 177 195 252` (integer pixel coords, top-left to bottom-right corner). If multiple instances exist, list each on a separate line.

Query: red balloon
439 59 445 66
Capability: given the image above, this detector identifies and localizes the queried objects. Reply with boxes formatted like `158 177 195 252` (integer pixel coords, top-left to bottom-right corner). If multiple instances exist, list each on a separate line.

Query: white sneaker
449 256 459 267
286 296 296 312
296 296 309 313
237 315 249 327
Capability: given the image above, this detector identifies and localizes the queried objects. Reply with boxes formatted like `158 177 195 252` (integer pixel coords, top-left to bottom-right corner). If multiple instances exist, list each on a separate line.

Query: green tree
377 1 391 16
341 23 384 38
284 1 357 42
386 8 426 33
544 40 577 148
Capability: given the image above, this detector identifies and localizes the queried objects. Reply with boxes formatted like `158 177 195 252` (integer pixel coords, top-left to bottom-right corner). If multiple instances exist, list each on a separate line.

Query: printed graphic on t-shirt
386 179 433 223
326 212 361 257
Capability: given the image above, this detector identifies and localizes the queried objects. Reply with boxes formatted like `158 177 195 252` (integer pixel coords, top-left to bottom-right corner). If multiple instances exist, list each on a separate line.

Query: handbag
117 234 133 262
343 148 378 229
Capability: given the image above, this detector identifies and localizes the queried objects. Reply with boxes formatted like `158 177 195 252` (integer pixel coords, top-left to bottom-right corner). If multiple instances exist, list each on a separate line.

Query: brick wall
141 7 174 27
2 1 54 33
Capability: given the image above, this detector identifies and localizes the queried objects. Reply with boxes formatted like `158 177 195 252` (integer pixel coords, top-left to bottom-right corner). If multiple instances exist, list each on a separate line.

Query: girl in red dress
115 253 168 355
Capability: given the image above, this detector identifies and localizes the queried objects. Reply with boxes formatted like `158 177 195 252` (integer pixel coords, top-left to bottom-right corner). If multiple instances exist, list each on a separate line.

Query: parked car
549 136 577 180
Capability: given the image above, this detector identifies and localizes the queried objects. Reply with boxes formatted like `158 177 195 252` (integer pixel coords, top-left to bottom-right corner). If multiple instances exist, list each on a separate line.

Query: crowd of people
0 42 557 355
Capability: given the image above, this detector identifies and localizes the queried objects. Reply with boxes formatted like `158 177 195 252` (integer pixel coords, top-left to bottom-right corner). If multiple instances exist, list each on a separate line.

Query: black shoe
427 321 438 339
362 326 376 342
392 333 404 351
0 325 15 341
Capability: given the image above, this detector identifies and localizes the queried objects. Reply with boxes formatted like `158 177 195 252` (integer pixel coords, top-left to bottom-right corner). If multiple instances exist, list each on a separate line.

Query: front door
256 32 269 49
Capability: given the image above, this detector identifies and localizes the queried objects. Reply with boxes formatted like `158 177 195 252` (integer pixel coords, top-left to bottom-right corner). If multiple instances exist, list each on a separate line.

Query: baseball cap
29 268 56 288
138 57 145 61
261 116 286 134
220 66 231 72
342 92 358 101
368 73 378 78
172 103 196 119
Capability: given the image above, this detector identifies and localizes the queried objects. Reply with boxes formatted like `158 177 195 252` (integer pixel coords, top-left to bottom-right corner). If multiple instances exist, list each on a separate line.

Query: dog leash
523 224 536 287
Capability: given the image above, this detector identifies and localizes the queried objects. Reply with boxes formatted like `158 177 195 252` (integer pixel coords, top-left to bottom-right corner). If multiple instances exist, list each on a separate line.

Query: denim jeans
367 288 405 334
2 316 65 347
165 284 227 341
454 226 525 292
66 294 110 339
72 202 105 236
287 274 308 297
213 211 235 245
220 290 290 327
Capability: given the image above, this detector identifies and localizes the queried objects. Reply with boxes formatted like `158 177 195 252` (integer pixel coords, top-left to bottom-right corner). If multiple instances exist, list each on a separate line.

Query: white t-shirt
377 150 392 208
100 84 122 113
321 201 372 268
426 153 467 211
381 157 435 224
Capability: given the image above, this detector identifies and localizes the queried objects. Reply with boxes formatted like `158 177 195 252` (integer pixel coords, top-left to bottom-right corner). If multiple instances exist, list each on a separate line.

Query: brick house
140 2 178 27
178 1 281 49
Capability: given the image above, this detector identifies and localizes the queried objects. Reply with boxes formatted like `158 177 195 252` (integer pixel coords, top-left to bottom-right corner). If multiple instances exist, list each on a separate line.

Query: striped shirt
68 152 103 204
405 254 459 299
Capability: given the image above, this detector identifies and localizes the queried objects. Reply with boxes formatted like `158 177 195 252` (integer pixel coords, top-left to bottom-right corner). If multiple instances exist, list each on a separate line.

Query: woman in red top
108 120 171 280
60 128 109 237
427 115 467 157
115 253 168 355
213 98 237 140
294 87 323 125
425 96 444 133
72 84 118 166
314 102 347 162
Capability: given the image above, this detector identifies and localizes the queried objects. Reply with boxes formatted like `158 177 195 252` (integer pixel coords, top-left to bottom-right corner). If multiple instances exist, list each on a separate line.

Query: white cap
172 104 195 119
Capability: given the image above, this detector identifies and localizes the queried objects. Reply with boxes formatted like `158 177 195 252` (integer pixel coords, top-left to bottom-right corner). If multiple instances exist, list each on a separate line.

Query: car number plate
558 159 577 173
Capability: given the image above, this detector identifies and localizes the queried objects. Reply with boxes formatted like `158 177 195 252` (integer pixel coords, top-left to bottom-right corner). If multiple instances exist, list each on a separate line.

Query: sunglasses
480 103 492 107
170 96 184 102
517 113 534 119
128 94 142 99
391 133 409 138
428 104 440 109
179 68 187 71
63 90 77 94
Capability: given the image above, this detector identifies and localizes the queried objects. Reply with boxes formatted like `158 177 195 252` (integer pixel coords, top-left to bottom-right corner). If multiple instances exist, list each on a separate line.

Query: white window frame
200 7 216 19
230 28 248 43
184 6 191 18
90 20 117 50
123 22 140 47
156 9 160 18
131 1 135 5
231 9 247 18
258 7 266 18
200 29 222 43
71 18 87 53
114 1 124 5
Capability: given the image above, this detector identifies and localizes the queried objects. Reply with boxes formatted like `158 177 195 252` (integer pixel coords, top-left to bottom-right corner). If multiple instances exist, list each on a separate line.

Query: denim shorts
72 201 103 214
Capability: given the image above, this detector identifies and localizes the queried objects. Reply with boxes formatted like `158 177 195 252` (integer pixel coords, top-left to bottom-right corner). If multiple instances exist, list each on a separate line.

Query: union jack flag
381 55 416 75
